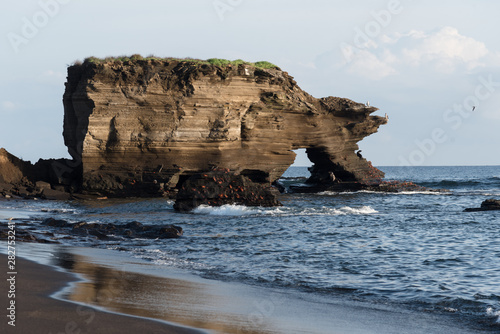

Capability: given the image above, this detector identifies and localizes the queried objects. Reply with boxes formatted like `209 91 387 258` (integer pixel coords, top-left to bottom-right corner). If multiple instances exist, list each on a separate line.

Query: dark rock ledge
41 218 183 240
0 218 183 244
464 199 500 212
174 169 281 212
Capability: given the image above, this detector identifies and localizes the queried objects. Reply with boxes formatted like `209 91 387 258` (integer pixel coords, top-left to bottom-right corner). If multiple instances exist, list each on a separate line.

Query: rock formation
62 57 387 200
0 148 72 200
42 218 183 240
464 199 500 212
0 148 31 185
174 169 281 212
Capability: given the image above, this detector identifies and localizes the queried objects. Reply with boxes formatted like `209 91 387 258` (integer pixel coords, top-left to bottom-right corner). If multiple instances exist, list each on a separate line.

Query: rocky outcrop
0 218 183 244
0 148 74 200
0 148 32 184
464 199 500 212
174 169 281 212
41 218 183 239
62 57 387 200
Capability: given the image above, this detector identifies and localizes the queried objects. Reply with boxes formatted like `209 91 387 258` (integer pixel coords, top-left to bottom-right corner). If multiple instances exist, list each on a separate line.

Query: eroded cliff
62 57 387 196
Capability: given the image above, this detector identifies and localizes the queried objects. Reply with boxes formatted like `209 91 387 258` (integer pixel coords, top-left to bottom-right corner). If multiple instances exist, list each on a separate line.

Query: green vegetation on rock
81 55 279 70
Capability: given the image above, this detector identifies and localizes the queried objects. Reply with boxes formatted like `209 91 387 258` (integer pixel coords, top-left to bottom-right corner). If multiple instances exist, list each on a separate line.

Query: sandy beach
0 252 204 334
0 242 494 334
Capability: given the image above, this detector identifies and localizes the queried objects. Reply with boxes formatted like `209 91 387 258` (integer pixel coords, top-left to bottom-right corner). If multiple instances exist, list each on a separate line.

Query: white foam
459 190 500 196
338 206 378 215
41 208 78 214
318 191 343 196
486 307 500 323
318 190 389 196
319 190 447 196
396 191 447 195
278 206 378 216
192 204 377 217
140 251 215 270
193 204 262 216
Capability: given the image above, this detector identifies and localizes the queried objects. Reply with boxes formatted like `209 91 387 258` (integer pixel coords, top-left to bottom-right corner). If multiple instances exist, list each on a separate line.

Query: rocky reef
0 217 182 244
60 57 387 204
464 199 500 212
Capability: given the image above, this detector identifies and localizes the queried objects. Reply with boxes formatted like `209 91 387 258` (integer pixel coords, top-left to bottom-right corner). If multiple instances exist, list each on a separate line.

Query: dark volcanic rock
1 218 183 243
0 220 56 243
70 220 183 239
464 199 500 212
174 169 281 212
37 218 183 240
42 218 71 227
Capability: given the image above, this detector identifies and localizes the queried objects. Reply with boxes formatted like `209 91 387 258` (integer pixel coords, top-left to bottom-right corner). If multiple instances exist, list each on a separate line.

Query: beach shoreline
0 241 496 334
0 251 205 334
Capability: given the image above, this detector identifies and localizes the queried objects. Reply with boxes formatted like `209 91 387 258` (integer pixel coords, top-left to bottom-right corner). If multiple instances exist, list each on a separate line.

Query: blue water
2 166 500 330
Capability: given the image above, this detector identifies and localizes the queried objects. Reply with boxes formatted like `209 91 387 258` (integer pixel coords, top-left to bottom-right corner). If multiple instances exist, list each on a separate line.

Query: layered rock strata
62 58 387 199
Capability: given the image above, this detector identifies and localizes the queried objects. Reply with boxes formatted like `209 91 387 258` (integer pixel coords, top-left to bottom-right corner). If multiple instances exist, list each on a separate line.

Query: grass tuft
254 61 279 69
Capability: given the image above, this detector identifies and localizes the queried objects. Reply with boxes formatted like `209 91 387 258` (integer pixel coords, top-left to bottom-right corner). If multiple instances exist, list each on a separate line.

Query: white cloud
338 26 491 80
1 101 15 112
346 49 397 80
400 26 488 72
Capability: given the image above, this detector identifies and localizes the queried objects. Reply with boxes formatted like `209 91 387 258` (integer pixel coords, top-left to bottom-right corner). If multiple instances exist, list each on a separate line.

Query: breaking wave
319 190 447 196
192 204 377 217
193 204 265 216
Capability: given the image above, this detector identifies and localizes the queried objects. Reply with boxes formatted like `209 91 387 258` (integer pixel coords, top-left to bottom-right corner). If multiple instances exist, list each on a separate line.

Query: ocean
1 166 500 332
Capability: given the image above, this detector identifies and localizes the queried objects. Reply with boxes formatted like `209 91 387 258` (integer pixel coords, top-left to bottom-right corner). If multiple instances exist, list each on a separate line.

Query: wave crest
319 190 447 196
337 206 378 215
193 204 268 216
192 204 377 217
486 307 500 323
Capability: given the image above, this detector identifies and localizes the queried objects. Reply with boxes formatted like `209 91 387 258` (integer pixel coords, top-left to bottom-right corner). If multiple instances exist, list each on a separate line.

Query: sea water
1 166 500 330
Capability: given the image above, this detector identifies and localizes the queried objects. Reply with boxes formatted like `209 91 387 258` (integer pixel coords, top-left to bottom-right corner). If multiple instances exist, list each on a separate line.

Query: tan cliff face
62 59 387 195
0 148 30 184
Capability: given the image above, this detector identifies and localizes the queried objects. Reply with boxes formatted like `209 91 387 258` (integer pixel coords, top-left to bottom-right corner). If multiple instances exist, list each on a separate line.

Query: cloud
1 101 16 112
344 49 397 80
399 27 488 72
337 26 492 80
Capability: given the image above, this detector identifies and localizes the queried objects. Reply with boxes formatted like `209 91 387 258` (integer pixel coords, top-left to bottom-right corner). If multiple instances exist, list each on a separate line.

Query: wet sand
0 243 495 334
0 253 204 334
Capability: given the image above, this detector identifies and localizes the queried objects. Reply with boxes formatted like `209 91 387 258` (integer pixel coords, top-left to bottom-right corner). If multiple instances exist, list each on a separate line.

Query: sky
1 0 499 167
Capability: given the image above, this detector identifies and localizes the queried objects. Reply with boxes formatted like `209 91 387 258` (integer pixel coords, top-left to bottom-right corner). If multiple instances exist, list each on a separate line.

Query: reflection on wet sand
52 248 279 334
